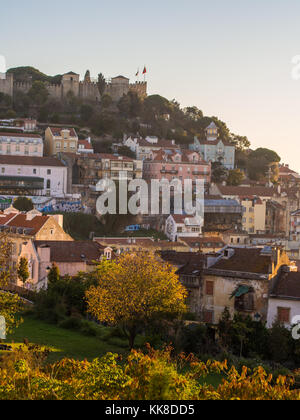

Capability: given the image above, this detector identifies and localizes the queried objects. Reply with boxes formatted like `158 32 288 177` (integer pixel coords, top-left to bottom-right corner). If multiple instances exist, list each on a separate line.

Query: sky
1 0 300 172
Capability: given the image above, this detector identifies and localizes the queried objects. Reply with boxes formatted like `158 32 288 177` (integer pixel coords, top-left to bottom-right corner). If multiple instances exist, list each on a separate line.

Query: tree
211 162 228 183
97 73 106 96
48 263 60 285
80 104 94 123
0 236 23 334
231 135 251 151
227 169 245 186
13 197 34 212
28 81 49 106
17 257 30 285
86 253 187 349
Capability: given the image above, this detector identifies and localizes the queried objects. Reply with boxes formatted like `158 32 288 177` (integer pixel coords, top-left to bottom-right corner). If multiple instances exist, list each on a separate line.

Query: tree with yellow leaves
86 253 187 349
0 235 23 334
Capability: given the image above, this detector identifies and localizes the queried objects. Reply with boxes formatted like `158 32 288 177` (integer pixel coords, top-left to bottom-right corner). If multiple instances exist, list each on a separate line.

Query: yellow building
241 196 266 234
45 127 78 156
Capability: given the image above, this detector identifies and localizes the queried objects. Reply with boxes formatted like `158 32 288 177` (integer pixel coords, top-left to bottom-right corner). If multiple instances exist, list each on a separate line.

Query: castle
0 70 147 103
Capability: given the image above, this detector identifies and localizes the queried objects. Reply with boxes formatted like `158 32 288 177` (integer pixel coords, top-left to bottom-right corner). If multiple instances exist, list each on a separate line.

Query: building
0 118 37 132
201 246 290 324
267 266 300 328
291 210 300 242
241 196 266 234
104 76 147 102
78 138 94 154
45 127 78 156
0 132 43 157
165 214 203 242
179 236 225 253
190 122 235 169
124 136 179 160
278 164 300 189
94 237 189 254
143 149 211 186
204 196 243 232
0 155 67 197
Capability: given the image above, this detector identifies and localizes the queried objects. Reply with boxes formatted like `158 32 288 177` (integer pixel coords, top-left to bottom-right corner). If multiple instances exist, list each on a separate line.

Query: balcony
160 169 178 175
0 176 44 191
192 171 207 176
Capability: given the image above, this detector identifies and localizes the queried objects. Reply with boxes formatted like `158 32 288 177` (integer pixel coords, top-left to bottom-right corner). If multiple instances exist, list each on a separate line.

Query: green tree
28 81 49 106
211 162 228 183
13 197 34 212
17 257 30 285
48 263 60 285
227 169 245 186
97 73 106 96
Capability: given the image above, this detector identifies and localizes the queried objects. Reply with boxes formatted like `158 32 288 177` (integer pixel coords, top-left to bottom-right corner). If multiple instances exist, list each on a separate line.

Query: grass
4 316 131 363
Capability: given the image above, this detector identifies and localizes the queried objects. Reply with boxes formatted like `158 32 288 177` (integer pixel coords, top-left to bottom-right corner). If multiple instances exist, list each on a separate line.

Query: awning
230 285 250 299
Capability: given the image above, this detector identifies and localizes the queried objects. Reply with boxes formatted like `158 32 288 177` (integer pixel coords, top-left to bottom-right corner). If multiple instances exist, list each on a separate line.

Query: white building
190 122 235 169
165 214 203 242
0 155 67 197
267 267 300 329
78 138 94 154
0 132 43 157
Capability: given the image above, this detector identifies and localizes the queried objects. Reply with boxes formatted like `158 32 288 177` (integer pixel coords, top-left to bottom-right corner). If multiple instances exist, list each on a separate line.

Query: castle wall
13 81 32 95
0 73 13 97
129 82 147 99
47 83 62 100
79 82 101 102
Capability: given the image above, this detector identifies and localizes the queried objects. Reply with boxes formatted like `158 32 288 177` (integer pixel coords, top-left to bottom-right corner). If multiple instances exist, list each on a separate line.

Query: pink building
143 149 211 185
0 132 43 156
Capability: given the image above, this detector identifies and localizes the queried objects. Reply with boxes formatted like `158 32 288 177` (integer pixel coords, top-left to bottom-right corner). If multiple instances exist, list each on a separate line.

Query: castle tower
62 72 80 97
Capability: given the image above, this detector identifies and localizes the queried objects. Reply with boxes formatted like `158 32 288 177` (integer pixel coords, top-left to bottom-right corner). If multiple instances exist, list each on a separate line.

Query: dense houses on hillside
0 120 299 328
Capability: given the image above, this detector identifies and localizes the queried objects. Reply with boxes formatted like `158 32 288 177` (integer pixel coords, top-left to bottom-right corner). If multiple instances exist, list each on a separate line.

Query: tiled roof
0 132 41 139
49 127 78 138
210 247 272 274
94 237 155 247
180 237 225 248
0 155 65 167
271 271 300 300
217 185 274 197
78 140 93 150
6 214 50 235
172 214 196 224
34 241 105 263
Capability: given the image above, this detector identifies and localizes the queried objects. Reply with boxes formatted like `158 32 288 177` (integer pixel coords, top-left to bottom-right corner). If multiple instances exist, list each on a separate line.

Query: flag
143 66 147 75
135 69 139 77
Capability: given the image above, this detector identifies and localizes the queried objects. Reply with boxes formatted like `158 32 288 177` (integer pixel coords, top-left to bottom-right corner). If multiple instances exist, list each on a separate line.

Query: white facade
0 157 67 197
267 297 300 329
165 214 203 242
291 210 300 241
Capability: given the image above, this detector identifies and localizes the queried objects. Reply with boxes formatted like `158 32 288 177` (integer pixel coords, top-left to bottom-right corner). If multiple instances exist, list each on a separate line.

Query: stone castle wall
0 72 147 103
0 73 13 96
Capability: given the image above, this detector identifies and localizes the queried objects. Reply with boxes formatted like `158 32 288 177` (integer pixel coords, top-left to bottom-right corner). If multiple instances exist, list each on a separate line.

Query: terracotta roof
160 251 204 267
180 237 225 248
0 132 41 139
171 214 196 224
211 247 273 274
34 241 105 263
49 127 78 138
271 271 300 300
78 140 93 150
97 153 134 162
217 185 274 197
6 214 50 235
0 155 65 167
0 213 18 225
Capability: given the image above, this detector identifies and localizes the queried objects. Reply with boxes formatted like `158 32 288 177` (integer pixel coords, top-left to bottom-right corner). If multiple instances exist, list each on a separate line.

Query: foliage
227 169 245 186
17 257 30 285
0 237 23 333
211 162 228 184
0 346 298 400
47 263 60 285
86 254 187 348
13 197 34 212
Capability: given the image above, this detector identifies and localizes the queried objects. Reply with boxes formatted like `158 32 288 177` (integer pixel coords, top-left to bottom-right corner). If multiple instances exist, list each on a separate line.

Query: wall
0 73 13 96
267 297 300 328
35 217 73 241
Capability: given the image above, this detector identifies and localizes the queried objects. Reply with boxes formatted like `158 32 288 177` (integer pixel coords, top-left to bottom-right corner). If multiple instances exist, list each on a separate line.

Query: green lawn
5 316 129 363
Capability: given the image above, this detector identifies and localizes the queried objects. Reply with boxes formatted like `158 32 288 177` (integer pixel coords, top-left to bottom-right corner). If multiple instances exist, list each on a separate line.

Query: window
235 290 255 312
277 307 290 324
46 180 51 189
203 310 214 324
1 168 5 174
206 281 214 296
47 169 51 175
56 142 60 149
33 169 37 175
17 168 21 175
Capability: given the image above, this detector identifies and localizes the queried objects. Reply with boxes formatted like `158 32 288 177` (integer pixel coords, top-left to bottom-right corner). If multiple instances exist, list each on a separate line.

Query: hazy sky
1 0 300 172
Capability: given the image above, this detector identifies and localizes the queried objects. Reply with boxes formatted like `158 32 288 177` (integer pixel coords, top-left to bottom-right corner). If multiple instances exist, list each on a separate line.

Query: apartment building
0 132 43 157
45 127 78 156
